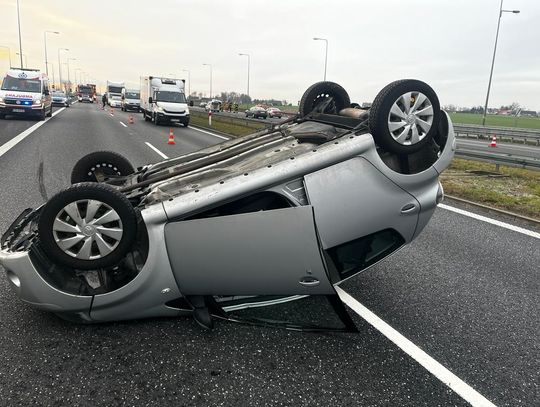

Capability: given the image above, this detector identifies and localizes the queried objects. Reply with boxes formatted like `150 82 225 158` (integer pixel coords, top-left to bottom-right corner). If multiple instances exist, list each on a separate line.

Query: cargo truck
140 76 189 126
106 80 124 108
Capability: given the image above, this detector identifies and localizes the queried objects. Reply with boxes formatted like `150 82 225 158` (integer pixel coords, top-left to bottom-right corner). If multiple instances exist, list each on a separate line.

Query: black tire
71 151 134 184
369 79 440 155
39 109 46 121
182 121 189 127
153 113 160 126
38 183 137 270
299 81 350 117
143 111 149 122
47 106 53 117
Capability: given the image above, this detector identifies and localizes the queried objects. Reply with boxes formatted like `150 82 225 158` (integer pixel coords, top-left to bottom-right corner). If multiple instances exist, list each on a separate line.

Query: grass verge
449 112 540 130
190 112 266 137
441 158 540 220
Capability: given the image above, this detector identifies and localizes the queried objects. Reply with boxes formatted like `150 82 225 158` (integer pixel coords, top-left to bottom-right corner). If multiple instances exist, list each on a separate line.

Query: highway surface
0 103 538 406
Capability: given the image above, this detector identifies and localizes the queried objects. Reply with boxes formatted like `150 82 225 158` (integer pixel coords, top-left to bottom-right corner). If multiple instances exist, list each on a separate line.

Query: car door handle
299 276 320 287
400 203 418 214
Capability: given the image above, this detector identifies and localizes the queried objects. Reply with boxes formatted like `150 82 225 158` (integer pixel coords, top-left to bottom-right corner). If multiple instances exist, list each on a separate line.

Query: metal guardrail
455 149 540 170
453 124 540 146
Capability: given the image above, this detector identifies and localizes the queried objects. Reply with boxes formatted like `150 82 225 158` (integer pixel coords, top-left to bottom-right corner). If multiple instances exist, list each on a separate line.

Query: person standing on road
101 93 107 109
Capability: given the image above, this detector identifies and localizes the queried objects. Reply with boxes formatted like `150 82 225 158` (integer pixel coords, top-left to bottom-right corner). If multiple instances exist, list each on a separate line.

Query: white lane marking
190 126 230 140
119 121 127 128
335 287 497 407
439 204 540 239
145 142 169 159
0 107 66 158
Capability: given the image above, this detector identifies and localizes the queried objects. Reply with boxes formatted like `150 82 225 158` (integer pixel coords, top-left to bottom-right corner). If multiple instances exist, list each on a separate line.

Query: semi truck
140 76 189 126
106 80 124 108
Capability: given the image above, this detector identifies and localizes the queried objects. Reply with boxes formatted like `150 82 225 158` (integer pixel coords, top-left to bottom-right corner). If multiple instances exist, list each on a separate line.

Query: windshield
1 76 41 93
79 87 91 93
126 92 140 99
108 86 123 94
156 91 186 103
52 92 66 97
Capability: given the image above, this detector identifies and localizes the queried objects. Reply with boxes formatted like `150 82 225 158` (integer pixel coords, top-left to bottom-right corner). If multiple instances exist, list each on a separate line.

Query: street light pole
58 48 68 92
203 63 212 99
313 37 328 81
16 52 27 68
44 30 59 76
16 0 23 68
182 69 191 98
67 57 76 93
0 45 12 68
482 0 520 126
238 53 250 99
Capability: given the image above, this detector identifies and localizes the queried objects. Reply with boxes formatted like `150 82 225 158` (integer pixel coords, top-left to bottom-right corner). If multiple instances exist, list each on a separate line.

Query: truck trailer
140 76 189 126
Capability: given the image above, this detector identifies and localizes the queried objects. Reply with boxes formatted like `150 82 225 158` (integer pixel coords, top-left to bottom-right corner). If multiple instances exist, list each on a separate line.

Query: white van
0 68 53 120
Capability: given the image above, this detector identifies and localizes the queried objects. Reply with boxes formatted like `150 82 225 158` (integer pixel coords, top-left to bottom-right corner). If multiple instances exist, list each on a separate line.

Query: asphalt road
0 103 538 406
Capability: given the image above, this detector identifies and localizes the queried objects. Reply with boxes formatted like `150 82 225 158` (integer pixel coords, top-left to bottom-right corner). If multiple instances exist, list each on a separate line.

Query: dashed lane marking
0 107 67 159
335 287 497 407
145 142 169 159
439 204 540 239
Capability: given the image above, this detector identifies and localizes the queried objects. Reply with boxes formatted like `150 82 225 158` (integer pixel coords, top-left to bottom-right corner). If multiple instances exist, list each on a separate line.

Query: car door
164 205 335 296
304 157 420 281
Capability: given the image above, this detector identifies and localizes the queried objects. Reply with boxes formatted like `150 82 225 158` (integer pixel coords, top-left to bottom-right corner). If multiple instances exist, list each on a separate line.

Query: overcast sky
1 0 539 110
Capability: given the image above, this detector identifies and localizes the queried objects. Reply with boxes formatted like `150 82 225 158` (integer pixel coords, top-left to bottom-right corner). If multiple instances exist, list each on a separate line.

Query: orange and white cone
490 134 497 147
168 128 175 145
128 115 134 124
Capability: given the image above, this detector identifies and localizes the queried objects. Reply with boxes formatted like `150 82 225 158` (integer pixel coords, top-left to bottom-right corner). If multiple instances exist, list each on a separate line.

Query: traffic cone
168 128 175 145
128 115 134 124
490 134 497 147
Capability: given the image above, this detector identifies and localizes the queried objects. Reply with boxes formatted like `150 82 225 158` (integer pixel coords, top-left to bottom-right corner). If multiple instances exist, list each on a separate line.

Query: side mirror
148 97 153 104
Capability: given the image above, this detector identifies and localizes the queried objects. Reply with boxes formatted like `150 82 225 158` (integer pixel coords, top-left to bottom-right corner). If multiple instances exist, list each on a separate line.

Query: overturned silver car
1 79 455 330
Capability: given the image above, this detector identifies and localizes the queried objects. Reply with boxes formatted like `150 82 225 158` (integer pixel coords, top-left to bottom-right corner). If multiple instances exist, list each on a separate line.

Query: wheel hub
82 224 96 237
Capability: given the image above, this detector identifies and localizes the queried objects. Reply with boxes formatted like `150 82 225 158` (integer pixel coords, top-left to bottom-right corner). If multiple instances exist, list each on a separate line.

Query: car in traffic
267 107 283 118
0 79 454 330
206 99 222 112
121 88 141 112
245 106 268 119
51 91 70 107
0 68 53 120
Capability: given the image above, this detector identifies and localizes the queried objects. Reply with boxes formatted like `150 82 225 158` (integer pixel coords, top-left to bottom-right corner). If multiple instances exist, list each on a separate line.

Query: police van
0 68 53 120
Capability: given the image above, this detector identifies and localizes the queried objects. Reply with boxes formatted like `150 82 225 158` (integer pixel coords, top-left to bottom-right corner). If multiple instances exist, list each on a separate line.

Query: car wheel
154 114 160 125
182 121 189 127
0 114 5 120
71 151 135 184
299 81 350 117
37 182 138 270
369 79 440 155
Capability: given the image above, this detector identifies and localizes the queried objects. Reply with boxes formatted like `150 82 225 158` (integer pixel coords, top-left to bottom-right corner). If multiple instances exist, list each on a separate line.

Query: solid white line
119 121 127 128
190 125 230 140
0 107 66 159
335 287 497 407
439 204 540 239
145 142 169 159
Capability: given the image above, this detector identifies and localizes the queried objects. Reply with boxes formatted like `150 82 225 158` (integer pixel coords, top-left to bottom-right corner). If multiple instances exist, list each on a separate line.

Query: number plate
170 119 179 122
12 109 25 113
